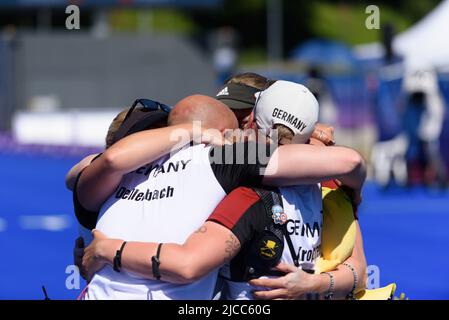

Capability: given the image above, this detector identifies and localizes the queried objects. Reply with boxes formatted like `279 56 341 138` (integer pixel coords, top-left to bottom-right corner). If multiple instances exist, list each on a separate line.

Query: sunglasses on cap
112 98 171 145
123 98 172 122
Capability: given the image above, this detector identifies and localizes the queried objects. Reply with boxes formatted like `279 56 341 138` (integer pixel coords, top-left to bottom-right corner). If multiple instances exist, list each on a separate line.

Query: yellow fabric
315 187 356 274
317 186 396 300
355 283 396 300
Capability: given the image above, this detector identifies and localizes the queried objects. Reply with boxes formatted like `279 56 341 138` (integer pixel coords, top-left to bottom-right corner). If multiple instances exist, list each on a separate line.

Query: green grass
109 9 195 34
238 48 267 66
310 2 413 45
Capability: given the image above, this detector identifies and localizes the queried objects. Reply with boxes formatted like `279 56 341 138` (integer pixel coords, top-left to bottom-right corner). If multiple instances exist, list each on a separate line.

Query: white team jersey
224 184 323 300
85 144 226 300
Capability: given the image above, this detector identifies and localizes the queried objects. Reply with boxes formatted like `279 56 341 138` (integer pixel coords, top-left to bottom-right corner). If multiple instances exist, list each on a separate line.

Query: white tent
393 0 449 70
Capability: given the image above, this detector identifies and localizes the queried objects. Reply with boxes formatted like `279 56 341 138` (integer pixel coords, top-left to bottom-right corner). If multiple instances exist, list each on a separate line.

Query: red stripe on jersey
77 285 89 300
207 187 260 230
322 180 339 189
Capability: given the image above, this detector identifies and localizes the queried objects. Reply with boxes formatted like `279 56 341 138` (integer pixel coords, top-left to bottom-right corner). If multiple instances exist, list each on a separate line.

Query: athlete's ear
220 128 234 144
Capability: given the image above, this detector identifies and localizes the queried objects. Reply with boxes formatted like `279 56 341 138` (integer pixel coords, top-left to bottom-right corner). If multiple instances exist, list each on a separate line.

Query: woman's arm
263 144 367 190
83 221 240 284
77 122 366 211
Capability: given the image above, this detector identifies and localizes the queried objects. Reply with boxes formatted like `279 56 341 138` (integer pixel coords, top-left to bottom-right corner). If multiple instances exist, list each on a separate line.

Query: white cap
254 80 319 144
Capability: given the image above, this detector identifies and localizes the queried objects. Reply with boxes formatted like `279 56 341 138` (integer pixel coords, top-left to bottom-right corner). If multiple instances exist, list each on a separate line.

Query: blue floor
0 152 448 299
359 184 449 299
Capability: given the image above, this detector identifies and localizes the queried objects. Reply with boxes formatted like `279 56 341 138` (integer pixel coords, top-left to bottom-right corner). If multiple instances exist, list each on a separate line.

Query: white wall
12 110 121 147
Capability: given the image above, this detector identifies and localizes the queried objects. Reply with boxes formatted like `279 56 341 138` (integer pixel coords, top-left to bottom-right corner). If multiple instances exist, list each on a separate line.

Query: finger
309 137 325 147
311 130 321 140
77 260 87 280
322 135 333 145
83 258 93 278
82 252 89 266
312 131 332 146
249 277 284 289
81 259 88 273
274 262 298 274
323 127 333 136
253 289 287 300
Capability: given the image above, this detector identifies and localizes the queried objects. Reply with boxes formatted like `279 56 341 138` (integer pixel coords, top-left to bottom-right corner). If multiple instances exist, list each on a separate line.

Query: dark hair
105 107 130 148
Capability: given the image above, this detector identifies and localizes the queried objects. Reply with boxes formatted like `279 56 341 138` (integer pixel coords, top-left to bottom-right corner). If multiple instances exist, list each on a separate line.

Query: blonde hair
105 107 130 148
225 72 276 91
273 123 294 144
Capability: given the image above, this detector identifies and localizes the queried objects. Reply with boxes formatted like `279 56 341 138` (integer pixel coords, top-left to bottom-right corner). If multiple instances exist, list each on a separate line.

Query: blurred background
0 0 448 300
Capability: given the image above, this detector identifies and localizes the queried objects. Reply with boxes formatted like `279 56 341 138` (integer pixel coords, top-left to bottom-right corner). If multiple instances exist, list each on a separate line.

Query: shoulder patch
257 234 283 261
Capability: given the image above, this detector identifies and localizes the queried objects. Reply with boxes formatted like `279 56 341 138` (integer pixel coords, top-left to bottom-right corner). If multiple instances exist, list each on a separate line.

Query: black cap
112 109 168 145
216 83 260 110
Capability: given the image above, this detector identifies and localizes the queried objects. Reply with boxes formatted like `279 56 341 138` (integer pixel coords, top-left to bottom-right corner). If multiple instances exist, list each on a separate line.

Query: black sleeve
72 154 102 230
230 200 271 245
208 141 277 194
206 187 270 245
